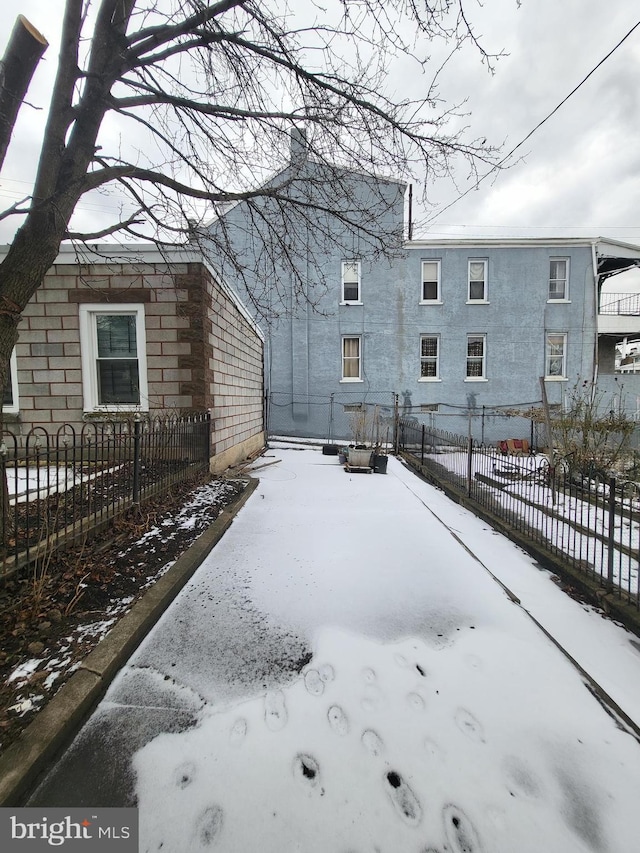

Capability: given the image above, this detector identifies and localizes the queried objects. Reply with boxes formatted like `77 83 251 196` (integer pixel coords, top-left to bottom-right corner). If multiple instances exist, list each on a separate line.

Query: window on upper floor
466 334 486 379
420 335 440 379
80 304 149 411
421 260 441 302
2 349 18 414
549 259 569 300
468 259 488 302
341 336 362 381
545 332 567 379
342 261 361 303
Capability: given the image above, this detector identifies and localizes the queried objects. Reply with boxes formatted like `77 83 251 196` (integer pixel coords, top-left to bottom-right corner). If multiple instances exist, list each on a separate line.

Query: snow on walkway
126 446 640 852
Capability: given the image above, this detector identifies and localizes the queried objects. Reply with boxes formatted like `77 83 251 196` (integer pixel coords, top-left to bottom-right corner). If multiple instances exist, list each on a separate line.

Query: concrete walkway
13 444 640 852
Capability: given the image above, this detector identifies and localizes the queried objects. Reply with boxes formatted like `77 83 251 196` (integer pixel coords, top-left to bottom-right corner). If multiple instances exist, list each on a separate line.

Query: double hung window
2 350 18 414
341 336 362 381
342 261 361 303
468 259 488 302
80 304 148 411
421 260 441 302
420 335 440 379
466 334 486 379
549 259 569 300
545 333 567 378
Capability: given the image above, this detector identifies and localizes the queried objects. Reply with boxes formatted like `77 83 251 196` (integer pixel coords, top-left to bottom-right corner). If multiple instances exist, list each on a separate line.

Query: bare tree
0 0 502 400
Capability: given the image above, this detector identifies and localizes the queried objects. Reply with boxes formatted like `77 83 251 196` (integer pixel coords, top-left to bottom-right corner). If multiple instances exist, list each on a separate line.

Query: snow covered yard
29 444 640 852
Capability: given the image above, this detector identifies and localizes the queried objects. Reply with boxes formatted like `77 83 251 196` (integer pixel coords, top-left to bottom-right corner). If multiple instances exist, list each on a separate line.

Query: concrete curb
0 477 258 807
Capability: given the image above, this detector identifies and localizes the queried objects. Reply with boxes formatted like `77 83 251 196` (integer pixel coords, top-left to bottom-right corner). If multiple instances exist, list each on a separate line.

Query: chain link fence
267 391 398 444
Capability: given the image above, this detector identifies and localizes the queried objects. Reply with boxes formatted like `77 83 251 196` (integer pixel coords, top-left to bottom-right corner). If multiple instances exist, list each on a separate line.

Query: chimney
290 127 308 164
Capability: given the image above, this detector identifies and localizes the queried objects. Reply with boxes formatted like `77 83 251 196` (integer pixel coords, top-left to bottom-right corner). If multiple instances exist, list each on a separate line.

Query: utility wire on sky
425 17 640 226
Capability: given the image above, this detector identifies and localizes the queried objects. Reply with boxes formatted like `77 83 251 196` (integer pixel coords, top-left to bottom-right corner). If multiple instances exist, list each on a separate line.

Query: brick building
3 244 265 471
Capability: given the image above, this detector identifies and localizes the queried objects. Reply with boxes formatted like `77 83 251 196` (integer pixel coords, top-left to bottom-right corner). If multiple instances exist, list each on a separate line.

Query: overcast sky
0 0 639 246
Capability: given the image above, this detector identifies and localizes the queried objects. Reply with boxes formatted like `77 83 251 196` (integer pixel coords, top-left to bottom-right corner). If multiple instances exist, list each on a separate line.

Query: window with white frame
341 336 362 381
341 261 361 303
466 334 486 379
468 259 488 301
80 304 148 411
420 335 440 379
421 260 441 302
2 349 18 414
549 259 569 300
545 332 567 378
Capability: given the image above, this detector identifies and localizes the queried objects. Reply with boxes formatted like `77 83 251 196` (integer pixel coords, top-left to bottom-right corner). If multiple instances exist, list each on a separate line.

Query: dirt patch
0 474 247 756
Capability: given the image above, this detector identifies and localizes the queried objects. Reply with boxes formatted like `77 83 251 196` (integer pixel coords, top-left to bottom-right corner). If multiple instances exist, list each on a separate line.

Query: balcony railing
599 293 640 316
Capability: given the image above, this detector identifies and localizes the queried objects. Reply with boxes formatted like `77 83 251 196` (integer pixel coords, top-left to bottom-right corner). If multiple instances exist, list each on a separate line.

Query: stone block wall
10 248 265 469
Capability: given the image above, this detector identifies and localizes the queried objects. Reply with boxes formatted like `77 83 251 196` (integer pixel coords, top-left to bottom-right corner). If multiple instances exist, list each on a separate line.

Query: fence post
607 477 616 589
467 434 473 497
421 423 425 465
132 416 141 505
393 393 400 454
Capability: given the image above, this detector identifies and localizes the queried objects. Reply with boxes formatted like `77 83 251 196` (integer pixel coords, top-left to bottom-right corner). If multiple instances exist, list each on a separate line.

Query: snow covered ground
32 444 640 852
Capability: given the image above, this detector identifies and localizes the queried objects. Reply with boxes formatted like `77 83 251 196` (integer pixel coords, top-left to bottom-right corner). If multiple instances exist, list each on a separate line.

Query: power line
426 18 640 225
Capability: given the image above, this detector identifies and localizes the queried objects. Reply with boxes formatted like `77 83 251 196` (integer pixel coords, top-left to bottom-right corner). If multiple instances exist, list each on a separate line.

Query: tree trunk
0 15 48 175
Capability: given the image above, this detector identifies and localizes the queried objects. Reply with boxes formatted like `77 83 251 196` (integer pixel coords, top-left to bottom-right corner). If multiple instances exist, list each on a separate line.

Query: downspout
591 240 599 401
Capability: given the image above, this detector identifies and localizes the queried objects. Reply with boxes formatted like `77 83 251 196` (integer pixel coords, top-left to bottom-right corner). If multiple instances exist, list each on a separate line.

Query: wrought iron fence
0 412 212 578
398 417 640 609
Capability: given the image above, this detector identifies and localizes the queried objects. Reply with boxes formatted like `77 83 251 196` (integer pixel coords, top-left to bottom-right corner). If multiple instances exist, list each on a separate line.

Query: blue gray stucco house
203 130 640 442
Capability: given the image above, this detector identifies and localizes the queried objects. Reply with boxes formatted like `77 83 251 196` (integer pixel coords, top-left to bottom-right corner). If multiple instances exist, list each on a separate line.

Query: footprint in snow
327 704 349 736
264 690 288 732
304 669 325 696
385 770 422 826
361 729 385 757
229 717 247 746
193 804 224 848
318 663 335 683
293 753 322 790
443 804 483 853
407 692 426 712
454 708 485 743
394 653 408 668
173 761 196 789
362 666 377 683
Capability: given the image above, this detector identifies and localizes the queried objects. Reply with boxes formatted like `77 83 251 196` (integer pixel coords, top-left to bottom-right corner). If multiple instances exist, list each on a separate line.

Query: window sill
547 299 570 304
339 378 364 383
464 377 488 382
418 377 441 382
419 300 443 305
543 375 568 381
83 407 149 420
466 300 489 305
339 301 363 306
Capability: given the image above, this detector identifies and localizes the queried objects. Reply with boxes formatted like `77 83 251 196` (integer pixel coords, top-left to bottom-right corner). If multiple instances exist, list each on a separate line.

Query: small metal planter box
344 448 374 472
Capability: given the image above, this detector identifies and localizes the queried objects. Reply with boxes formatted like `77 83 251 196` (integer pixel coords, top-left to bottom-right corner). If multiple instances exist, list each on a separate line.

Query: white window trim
467 258 489 303
420 259 442 304
465 333 487 381
79 303 149 413
548 257 570 302
2 349 19 414
545 332 568 380
340 335 363 383
341 260 362 305
419 334 441 381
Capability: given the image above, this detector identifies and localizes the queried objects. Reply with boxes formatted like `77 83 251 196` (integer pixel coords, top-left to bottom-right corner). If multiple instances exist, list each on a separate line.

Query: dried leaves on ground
0 474 246 755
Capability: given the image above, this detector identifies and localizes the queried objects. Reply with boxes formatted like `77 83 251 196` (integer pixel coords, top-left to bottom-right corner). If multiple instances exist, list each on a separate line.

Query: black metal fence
398 418 640 609
0 412 212 578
